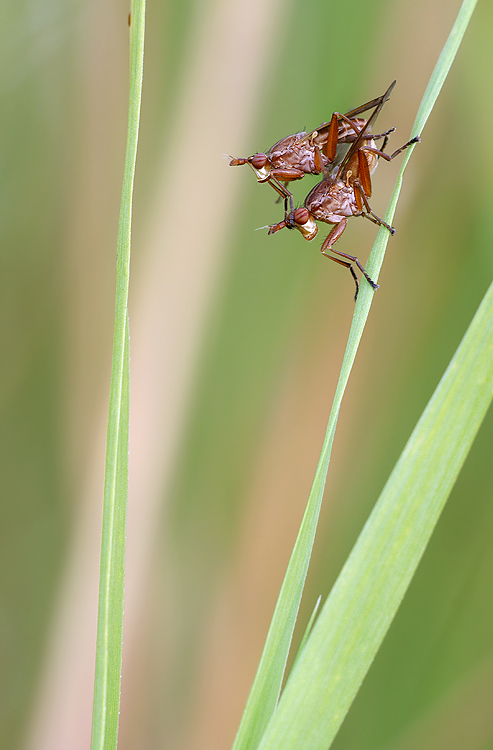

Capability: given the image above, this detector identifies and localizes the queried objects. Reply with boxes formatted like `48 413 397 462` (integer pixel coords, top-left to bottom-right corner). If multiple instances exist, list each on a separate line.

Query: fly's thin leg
319 219 378 295
371 127 395 141
267 176 294 215
322 254 360 301
274 181 290 209
332 112 363 137
372 127 396 153
361 211 396 234
360 212 382 227
329 247 379 291
360 135 420 163
355 182 395 234
328 115 395 145
347 126 395 149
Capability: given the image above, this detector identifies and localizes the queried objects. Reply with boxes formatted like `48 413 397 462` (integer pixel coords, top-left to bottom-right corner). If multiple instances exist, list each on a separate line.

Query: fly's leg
333 112 363 136
335 115 394 144
323 112 363 161
273 181 289 207
325 255 360 300
354 182 395 234
372 127 396 140
319 219 378 298
267 169 305 215
321 218 379 293
330 249 379 292
313 146 325 174
360 135 421 162
266 177 295 215
360 212 395 234
371 127 396 153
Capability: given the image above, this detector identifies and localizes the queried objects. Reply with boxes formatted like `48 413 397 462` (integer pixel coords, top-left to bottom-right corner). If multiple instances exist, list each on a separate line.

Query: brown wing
344 93 389 119
298 81 396 165
306 85 395 143
335 81 396 181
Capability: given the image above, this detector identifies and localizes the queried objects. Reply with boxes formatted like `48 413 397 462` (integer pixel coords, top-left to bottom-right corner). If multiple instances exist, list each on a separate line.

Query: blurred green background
2 0 492 748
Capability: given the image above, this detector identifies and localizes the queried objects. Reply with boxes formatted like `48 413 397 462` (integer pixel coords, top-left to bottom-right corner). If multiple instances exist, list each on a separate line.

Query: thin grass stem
90 3 146 749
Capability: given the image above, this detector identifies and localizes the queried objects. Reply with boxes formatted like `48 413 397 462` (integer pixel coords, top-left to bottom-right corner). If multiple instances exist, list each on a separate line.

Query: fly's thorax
305 179 356 223
298 146 325 174
268 133 305 164
269 132 323 174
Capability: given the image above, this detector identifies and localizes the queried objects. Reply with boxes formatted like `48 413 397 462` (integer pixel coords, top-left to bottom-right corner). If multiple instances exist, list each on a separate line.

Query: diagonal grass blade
231 1 478 749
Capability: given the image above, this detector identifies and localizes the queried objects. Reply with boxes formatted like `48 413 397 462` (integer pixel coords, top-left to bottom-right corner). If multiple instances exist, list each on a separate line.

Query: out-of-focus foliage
1 1 492 749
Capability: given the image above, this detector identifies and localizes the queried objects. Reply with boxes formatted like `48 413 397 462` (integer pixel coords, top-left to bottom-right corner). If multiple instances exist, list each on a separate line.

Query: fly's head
267 206 318 239
291 207 318 241
229 153 271 182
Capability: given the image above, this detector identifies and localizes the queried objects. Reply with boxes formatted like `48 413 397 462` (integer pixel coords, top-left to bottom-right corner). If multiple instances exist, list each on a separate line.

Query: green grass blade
256 259 493 750
232 2 477 749
91 3 145 749
290 595 322 672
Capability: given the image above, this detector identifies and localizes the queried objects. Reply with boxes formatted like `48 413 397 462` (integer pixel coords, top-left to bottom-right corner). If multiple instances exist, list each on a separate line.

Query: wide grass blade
256 245 493 750
231 1 478 749
91 3 146 749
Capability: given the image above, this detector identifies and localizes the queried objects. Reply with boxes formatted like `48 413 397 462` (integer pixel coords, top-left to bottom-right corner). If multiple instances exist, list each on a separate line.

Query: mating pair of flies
230 81 420 299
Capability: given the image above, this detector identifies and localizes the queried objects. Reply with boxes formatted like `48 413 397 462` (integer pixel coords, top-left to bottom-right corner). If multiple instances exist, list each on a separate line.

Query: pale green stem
90 3 146 749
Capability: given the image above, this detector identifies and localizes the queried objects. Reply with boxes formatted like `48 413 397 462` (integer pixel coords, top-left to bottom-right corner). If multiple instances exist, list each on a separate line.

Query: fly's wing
344 93 387 119
296 81 396 169
304 81 396 143
344 80 396 119
335 80 396 181
302 108 370 148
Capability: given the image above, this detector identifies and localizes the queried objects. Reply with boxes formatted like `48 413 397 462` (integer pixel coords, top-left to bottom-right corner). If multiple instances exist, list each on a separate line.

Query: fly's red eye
293 207 310 225
250 153 267 170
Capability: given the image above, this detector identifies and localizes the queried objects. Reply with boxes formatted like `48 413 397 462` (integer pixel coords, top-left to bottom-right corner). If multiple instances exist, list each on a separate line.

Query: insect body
268 82 420 299
229 91 395 215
